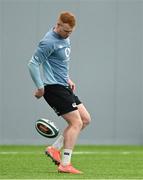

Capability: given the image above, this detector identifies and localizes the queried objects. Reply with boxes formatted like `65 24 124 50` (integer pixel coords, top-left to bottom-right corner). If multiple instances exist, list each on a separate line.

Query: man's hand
68 79 76 91
34 88 44 99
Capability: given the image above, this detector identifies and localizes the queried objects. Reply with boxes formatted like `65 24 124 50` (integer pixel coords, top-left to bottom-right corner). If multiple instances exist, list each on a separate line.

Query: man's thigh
62 110 82 126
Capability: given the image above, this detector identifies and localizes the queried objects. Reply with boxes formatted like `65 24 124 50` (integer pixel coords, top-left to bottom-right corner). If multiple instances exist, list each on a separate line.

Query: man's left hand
68 79 76 91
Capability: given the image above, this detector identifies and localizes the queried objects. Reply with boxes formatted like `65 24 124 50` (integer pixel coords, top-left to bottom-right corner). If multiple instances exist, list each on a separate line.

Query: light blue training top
28 28 71 89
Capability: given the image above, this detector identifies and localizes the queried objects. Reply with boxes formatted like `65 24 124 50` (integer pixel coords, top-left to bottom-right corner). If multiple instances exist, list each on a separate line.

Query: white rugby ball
35 118 59 138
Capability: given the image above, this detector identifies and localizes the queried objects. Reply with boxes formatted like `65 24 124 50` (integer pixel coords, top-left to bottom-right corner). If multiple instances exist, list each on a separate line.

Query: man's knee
72 118 83 130
82 114 91 128
62 110 83 130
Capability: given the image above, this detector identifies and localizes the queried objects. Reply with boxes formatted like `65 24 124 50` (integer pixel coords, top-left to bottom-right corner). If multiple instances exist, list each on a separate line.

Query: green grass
0 145 143 179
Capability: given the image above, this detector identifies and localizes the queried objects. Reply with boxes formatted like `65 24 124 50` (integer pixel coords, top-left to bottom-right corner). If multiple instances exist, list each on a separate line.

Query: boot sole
45 151 60 166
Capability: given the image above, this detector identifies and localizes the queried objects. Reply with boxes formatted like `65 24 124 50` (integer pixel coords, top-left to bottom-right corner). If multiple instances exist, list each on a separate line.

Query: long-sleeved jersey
28 29 71 89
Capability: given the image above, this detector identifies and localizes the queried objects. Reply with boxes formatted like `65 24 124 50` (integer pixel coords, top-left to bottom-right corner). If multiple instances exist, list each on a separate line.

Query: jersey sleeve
28 58 44 89
28 41 54 89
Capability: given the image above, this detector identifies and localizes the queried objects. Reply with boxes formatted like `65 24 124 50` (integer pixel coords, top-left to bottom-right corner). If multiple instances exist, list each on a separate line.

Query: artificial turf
0 145 143 179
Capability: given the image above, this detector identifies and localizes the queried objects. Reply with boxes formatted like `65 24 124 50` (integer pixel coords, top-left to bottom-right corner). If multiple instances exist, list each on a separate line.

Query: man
28 11 91 174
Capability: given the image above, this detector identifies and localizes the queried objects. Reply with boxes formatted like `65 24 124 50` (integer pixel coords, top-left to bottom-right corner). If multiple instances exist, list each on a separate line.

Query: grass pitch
0 145 143 179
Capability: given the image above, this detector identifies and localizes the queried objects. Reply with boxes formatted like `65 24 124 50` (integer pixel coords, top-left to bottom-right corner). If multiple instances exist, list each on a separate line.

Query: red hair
58 11 76 28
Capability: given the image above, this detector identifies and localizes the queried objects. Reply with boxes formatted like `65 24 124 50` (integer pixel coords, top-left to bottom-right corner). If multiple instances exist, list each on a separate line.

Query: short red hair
58 11 76 28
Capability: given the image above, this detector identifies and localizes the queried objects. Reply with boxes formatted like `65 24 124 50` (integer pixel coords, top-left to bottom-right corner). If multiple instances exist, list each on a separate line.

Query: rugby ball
35 118 59 138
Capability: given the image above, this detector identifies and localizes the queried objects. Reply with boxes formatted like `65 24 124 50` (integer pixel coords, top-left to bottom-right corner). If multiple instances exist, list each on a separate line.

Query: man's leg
45 104 91 166
58 110 83 174
62 110 83 149
45 104 91 164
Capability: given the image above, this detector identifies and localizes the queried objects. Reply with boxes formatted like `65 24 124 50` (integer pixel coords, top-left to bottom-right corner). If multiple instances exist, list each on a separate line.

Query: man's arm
28 60 44 89
28 41 54 98
28 59 44 98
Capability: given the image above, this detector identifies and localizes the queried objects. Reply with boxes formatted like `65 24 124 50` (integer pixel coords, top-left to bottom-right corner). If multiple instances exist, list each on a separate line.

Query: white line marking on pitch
0 151 142 155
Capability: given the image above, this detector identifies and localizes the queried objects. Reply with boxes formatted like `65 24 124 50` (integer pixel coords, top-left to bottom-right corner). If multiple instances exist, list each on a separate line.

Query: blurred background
0 0 142 145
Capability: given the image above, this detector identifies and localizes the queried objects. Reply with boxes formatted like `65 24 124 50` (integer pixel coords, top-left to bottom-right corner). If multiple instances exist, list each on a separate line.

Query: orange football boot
45 146 61 165
58 163 83 174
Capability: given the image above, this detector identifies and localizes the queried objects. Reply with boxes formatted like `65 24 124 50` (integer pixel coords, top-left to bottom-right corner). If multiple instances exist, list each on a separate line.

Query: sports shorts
43 84 81 116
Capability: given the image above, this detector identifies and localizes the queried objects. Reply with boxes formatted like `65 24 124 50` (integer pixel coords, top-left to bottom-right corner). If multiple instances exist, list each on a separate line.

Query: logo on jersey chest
55 46 71 60
65 48 70 57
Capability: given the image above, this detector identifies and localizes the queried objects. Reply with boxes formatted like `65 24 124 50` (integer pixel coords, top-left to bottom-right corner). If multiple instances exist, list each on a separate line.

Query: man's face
57 20 74 38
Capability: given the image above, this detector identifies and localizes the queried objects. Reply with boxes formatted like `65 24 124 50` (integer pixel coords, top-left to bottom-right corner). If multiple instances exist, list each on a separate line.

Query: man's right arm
28 57 44 98
28 41 54 98
28 58 44 89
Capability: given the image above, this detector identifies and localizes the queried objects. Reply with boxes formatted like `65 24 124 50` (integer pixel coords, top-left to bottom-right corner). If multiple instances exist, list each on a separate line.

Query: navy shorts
43 84 81 116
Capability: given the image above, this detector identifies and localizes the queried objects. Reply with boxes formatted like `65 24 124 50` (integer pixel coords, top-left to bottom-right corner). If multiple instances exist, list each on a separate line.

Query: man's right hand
34 88 44 99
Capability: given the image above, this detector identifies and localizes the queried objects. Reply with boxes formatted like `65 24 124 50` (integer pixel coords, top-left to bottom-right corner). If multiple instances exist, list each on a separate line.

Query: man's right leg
58 110 83 174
